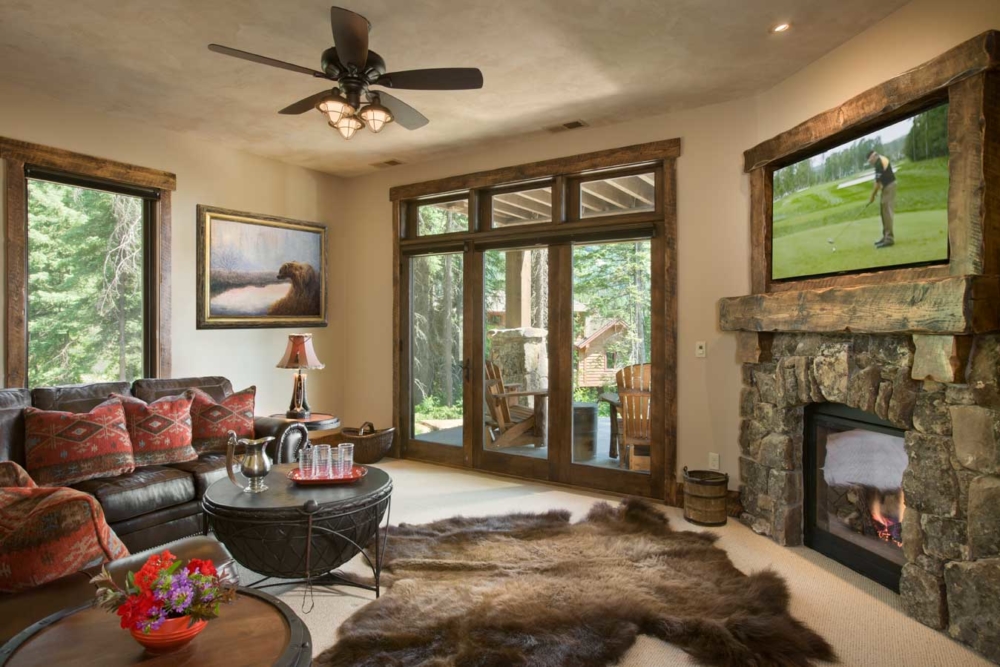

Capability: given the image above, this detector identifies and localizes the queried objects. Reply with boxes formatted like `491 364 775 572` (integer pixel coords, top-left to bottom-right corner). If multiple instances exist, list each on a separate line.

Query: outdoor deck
414 416 638 471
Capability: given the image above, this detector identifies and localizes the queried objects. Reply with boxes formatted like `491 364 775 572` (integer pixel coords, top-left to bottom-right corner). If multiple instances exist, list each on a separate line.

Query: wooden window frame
391 138 681 502
2 137 176 387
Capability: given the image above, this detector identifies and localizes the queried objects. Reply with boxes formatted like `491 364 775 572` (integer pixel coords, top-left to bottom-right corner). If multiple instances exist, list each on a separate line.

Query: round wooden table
0 588 311 667
203 463 392 596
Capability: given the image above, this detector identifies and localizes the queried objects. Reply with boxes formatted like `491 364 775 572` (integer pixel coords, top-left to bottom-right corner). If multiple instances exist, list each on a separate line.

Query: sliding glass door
394 144 677 501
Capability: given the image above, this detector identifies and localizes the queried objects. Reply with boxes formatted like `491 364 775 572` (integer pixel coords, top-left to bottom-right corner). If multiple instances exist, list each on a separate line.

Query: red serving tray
287 465 368 485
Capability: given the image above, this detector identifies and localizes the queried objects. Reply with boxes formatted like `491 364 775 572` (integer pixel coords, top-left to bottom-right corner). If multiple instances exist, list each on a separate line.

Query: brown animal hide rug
317 499 836 667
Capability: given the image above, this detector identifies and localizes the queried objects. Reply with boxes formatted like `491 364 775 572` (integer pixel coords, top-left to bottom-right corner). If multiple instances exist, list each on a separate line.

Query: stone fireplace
736 332 1000 660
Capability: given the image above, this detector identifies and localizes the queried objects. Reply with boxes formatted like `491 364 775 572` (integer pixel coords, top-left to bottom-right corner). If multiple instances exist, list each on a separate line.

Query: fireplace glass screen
805 404 907 591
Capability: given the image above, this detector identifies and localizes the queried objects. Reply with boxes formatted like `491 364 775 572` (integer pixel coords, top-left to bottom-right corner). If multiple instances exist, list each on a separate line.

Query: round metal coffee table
203 463 392 597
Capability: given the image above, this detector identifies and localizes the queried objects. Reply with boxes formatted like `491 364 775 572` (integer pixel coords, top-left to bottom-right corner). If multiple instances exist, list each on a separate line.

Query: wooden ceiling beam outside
605 175 655 205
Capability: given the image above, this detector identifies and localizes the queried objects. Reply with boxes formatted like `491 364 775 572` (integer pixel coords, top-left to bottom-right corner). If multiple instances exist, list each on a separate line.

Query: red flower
185 558 217 577
117 590 160 630
134 550 176 592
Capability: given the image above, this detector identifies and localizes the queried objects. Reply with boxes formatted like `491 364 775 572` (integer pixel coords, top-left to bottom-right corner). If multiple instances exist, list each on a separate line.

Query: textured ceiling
0 0 909 177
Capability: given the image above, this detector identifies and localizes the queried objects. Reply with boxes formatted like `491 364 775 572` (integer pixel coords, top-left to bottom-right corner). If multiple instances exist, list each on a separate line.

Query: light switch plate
708 452 720 470
695 341 707 358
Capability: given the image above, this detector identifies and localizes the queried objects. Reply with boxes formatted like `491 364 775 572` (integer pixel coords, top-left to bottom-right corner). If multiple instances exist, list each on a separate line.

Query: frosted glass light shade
332 115 364 140
317 95 355 124
360 102 394 133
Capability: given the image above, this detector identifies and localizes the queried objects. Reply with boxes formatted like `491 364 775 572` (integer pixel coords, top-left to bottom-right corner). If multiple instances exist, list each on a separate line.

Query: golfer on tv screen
867 149 896 249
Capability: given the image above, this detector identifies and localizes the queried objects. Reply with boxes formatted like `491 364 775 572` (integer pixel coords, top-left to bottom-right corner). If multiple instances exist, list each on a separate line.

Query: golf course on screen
771 105 949 281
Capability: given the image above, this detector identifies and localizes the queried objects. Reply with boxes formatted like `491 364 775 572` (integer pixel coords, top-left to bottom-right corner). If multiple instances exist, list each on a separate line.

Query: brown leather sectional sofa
0 375 308 553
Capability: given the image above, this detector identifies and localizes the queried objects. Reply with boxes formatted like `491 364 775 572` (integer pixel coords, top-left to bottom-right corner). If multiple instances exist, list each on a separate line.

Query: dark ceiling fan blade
375 91 429 130
376 68 483 90
279 90 335 115
330 6 370 70
208 44 328 78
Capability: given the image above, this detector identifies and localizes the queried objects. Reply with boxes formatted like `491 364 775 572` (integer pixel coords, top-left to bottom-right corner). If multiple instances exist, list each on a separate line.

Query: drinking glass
338 443 355 475
298 445 313 478
313 444 333 478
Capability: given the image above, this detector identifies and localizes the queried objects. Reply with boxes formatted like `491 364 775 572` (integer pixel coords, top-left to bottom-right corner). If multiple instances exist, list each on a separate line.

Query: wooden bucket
683 467 729 526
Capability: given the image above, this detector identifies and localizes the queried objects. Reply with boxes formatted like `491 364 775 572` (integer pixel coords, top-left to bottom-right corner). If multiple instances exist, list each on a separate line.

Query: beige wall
331 0 1000 489
0 81 347 417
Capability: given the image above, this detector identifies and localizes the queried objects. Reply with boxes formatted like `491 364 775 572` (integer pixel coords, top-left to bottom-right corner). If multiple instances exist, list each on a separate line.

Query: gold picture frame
196 205 328 329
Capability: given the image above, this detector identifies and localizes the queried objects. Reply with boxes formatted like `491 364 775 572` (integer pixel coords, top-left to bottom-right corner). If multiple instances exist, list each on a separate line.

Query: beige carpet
269 459 988 667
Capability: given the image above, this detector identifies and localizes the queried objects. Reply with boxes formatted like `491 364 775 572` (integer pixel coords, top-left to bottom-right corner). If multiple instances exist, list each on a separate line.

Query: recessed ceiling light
771 23 791 33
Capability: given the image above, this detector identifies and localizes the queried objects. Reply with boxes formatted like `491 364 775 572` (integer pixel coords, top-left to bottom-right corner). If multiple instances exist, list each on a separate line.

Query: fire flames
869 490 905 547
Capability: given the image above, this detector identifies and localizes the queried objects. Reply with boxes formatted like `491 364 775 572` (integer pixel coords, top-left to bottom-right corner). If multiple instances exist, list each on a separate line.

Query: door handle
463 358 471 382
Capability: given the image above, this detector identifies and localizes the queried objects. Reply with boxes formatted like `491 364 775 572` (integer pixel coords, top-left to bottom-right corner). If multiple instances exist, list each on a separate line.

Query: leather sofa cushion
132 376 233 403
31 382 131 413
71 466 195 523
168 454 228 498
0 388 30 465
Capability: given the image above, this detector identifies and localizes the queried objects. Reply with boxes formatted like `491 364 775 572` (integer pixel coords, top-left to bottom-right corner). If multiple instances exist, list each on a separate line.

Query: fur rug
317 499 836 667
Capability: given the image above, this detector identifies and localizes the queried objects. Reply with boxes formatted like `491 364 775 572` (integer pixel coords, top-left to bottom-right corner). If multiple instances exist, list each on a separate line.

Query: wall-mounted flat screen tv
771 103 949 281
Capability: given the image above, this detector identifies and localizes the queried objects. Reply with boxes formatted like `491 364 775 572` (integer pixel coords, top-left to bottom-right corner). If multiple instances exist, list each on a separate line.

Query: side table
0 588 311 667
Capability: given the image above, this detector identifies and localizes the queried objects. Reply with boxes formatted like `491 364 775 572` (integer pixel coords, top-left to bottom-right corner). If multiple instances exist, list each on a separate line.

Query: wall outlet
695 341 707 358
708 452 720 470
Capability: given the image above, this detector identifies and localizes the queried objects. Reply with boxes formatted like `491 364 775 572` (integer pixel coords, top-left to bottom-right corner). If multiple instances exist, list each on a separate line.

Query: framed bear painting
196 205 328 329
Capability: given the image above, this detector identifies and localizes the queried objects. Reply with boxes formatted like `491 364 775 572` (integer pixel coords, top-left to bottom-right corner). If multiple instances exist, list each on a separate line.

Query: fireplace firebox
804 403 907 592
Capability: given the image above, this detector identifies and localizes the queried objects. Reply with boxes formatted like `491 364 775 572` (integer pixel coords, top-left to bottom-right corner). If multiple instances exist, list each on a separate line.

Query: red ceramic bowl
130 616 206 654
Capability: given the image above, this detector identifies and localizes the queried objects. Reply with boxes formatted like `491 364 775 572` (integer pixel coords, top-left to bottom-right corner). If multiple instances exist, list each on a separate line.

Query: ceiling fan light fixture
331 114 364 140
359 100 394 133
317 92 356 124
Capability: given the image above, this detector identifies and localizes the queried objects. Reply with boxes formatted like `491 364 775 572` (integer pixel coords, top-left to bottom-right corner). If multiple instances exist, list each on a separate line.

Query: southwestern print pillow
188 386 255 454
112 393 197 467
24 398 134 486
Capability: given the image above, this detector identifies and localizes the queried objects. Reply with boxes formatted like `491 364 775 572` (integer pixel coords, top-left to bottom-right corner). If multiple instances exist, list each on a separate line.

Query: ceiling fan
208 6 484 140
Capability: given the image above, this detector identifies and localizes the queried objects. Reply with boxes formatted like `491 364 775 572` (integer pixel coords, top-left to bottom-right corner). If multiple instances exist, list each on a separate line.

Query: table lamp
277 333 325 419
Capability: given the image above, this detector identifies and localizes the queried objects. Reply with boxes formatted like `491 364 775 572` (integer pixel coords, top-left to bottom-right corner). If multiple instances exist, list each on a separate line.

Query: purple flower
163 570 195 614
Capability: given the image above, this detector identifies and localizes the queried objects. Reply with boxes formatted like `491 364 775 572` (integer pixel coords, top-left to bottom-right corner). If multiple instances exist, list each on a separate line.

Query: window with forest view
417 199 469 235
27 178 147 387
411 252 463 443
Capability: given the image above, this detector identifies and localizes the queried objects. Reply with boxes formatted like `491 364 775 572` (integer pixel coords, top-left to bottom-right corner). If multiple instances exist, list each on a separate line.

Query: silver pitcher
226 430 275 493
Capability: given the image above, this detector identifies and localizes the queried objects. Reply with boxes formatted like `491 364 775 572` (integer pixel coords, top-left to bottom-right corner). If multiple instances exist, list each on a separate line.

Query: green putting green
772 210 948 280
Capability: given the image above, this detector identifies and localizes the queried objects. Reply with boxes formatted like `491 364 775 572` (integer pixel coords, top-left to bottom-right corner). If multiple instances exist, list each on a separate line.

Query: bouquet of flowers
91 550 237 634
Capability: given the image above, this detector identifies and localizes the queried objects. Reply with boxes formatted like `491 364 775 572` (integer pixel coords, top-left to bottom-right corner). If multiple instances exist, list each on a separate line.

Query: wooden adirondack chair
616 363 652 471
484 360 548 449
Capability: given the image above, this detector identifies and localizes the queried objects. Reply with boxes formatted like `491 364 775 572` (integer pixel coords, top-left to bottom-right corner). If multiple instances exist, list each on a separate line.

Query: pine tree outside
27 179 145 387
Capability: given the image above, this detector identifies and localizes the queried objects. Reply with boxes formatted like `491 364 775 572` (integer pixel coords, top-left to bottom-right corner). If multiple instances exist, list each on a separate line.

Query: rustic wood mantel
719 276 1000 335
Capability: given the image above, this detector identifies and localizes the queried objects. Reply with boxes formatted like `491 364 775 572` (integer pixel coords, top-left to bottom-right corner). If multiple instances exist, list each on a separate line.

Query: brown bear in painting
269 261 321 316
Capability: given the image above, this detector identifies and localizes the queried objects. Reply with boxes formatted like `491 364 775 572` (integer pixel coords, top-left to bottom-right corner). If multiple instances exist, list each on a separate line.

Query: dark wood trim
4 159 27 388
399 217 659 255
719 276 1000 334
744 30 999 172
4 147 174 387
391 201 405 457
390 139 681 201
195 205 328 330
464 241 481 469
547 243 573 485
749 168 772 294
0 137 176 191
155 192 172 377
659 160 678 502
404 439 466 466
768 264 951 293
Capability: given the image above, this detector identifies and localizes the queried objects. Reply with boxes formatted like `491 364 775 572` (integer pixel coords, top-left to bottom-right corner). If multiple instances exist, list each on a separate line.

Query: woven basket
334 422 395 464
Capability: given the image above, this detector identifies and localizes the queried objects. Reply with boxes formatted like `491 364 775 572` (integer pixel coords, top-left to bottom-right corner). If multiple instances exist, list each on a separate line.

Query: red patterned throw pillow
112 393 197 467
188 387 255 454
24 399 135 486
